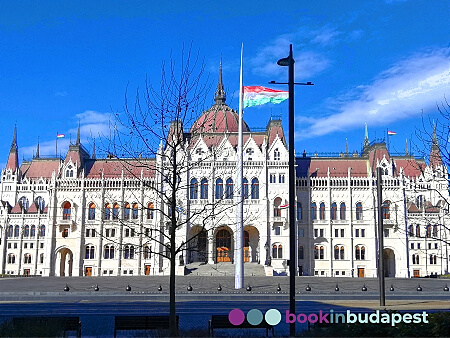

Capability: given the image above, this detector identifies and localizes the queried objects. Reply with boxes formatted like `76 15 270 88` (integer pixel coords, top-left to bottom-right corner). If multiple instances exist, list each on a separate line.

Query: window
382 201 390 219
428 243 431 250
384 229 389 237
24 243 27 249
132 203 139 219
356 202 363 220
7 254 15 264
200 178 208 199
296 202 302 220
113 203 120 220
426 225 431 238
319 229 324 237
433 225 438 237
340 203 346 220
14 225 19 237
62 228 69 238
215 178 223 199
272 244 282 259
63 202 71 220
330 203 337 220
125 229 130 237
251 178 259 199
275 226 281 235
274 148 280 161
273 198 282 217
66 165 74 178
36 197 45 212
411 243 414 249
24 225 29 237
270 174 276 183
225 178 233 199
430 255 437 264
298 246 304 259
7 225 13 238
412 254 419 264
355 245 365 260
415 225 420 237
147 203 154 220
24 254 31 264
319 203 325 220
124 245 135 259
143 245 151 259
417 243 421 249
104 245 114 259
334 246 344 260
104 203 111 220
88 203 96 220
85 245 95 259
320 246 324 259
311 203 317 220
190 178 198 199
435 243 438 249
314 229 318 237
40 253 44 264
242 178 248 199
40 243 44 248
124 203 130 220
40 225 45 237
361 229 365 237
279 174 285 183
19 197 29 210
409 225 414 236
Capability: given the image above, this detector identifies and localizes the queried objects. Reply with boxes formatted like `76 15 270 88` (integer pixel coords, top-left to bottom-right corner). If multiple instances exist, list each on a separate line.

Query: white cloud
72 110 114 139
297 47 450 138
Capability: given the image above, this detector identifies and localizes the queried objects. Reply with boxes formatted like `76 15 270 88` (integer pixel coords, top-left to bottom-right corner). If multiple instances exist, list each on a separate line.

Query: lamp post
271 44 313 337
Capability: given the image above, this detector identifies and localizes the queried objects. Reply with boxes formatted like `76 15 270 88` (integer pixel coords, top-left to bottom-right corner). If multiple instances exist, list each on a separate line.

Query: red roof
190 103 250 134
84 158 156 178
11 202 22 214
21 159 60 179
27 203 39 213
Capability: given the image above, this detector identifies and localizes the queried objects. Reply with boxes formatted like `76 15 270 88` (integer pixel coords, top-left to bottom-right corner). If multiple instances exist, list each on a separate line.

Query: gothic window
319 203 325 220
314 246 319 259
24 225 30 237
124 245 135 259
311 203 317 220
272 244 282 259
7 225 13 238
331 202 337 220
426 225 431 238
30 225 36 237
132 203 139 219
242 178 249 199
297 202 302 220
274 148 280 161
40 225 46 237
88 203 96 220
251 178 259 199
200 178 208 199
190 178 198 199
340 202 346 220
35 197 45 212
63 202 71 220
66 165 74 178
23 254 31 264
143 245 151 259
433 225 438 237
113 203 120 220
14 225 19 237
215 178 223 199
356 202 363 220
7 254 15 264
225 178 233 199
382 201 390 219
416 225 421 237
85 245 95 259
147 202 154 220
104 203 111 220
40 253 44 264
273 197 282 217
104 245 114 259
124 203 130 220
409 225 414 236
19 196 29 210
319 246 324 259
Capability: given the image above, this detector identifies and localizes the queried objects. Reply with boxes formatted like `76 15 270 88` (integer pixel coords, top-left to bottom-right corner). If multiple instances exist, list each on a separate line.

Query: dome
190 62 250 134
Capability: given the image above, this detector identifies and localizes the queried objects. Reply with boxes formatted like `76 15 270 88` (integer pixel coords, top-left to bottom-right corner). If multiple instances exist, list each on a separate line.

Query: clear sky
0 0 449 168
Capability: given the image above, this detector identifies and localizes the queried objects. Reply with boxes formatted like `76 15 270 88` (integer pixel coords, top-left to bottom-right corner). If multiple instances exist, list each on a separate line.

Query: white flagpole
235 43 244 289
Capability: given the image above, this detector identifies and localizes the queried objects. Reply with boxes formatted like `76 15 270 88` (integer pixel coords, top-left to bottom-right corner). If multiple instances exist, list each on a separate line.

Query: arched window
132 203 139 219
14 225 19 237
63 202 71 220
85 245 95 259
104 203 111 220
40 253 44 264
226 178 234 199
215 178 223 199
278 244 282 258
361 246 365 260
298 245 304 260
426 225 431 238
113 203 120 220
356 202 363 220
297 202 302 220
319 203 325 220
433 225 438 237
144 245 151 259
415 225 420 237
251 178 259 199
35 197 45 212
8 254 15 264
382 201 390 219
314 246 319 259
433 255 437 264
66 165 74 178
24 225 30 237
30 225 36 237
104 245 114 259
190 178 198 199
355 246 360 260
19 197 29 210
319 246 324 259
200 178 208 199
409 225 414 236
274 148 280 161
23 254 31 264
331 202 337 220
311 203 317 220
340 246 344 260
88 203 96 220
124 203 130 220
334 245 339 260
124 245 135 259
40 225 46 237
272 244 282 259
340 203 346 220
147 202 154 220
7 225 13 238
273 198 282 217
242 178 249 199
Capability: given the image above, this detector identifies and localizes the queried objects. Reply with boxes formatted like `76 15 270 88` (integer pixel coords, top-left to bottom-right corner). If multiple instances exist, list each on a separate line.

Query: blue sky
0 0 449 167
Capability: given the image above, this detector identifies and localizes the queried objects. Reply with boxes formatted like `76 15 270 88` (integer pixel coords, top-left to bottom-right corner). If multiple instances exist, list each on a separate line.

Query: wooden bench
114 315 179 337
12 317 81 337
208 315 275 337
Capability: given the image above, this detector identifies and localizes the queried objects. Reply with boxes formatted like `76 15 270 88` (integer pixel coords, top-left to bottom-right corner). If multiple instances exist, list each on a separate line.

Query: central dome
190 63 250 134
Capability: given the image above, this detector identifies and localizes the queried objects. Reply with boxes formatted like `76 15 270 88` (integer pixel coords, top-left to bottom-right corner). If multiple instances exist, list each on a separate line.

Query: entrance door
216 229 232 262
413 269 420 278
358 268 365 278
145 265 151 275
24 269 30 276
244 231 249 262
85 267 92 276
217 247 231 262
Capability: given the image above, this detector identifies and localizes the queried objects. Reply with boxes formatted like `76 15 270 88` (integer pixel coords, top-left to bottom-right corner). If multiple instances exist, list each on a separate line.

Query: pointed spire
430 120 442 167
6 125 19 170
405 138 409 156
92 139 96 159
36 138 40 159
432 120 438 147
364 122 369 147
214 59 226 104
76 121 81 145
345 138 349 157
10 125 17 151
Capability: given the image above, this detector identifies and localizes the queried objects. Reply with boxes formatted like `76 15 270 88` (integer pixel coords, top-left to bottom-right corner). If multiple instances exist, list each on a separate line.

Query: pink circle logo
228 309 245 326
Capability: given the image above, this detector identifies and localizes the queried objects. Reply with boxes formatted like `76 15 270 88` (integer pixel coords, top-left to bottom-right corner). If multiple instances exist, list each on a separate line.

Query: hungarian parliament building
1 72 449 279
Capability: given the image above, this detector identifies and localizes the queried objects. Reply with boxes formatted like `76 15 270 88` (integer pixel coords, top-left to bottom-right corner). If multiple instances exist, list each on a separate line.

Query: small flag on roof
57 134 65 138
387 131 397 135
279 204 289 209
243 86 288 108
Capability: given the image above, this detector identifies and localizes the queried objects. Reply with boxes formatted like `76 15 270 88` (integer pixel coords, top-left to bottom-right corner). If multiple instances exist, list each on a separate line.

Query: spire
92 139 96 159
345 138 349 157
6 125 19 170
214 60 226 104
432 120 438 148
76 121 81 145
430 120 442 167
364 122 369 147
36 138 40 159
405 138 409 156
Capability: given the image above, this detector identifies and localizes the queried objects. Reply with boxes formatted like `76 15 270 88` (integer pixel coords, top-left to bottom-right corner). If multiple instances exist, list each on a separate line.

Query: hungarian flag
57 134 65 138
279 204 289 209
243 86 288 108
388 131 397 135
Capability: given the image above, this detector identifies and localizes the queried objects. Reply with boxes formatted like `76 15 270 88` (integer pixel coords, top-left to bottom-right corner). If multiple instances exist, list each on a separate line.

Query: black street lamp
271 44 314 337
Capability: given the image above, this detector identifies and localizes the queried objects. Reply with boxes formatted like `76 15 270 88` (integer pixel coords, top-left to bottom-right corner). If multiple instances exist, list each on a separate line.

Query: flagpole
235 43 244 289
56 133 58 157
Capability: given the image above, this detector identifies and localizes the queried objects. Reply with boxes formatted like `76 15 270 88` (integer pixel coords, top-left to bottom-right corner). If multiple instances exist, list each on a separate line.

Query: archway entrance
187 227 208 263
244 231 249 262
216 229 232 262
383 248 395 277
243 226 260 263
56 248 73 276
